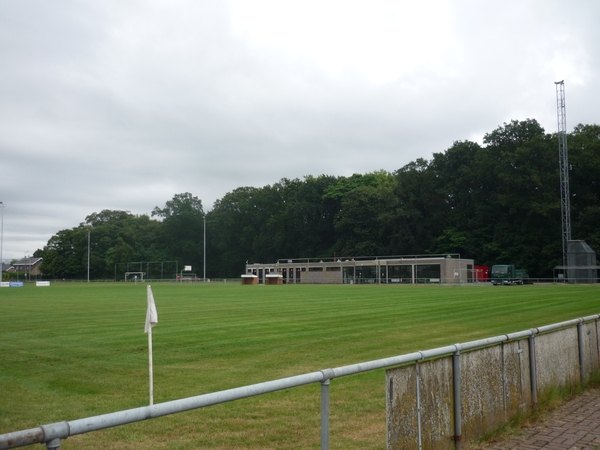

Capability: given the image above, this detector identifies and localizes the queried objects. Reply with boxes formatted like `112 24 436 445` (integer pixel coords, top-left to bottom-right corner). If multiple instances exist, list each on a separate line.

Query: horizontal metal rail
1 313 598 450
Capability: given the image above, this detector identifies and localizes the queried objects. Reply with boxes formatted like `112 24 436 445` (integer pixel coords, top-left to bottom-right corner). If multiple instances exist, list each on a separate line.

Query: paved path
474 388 600 450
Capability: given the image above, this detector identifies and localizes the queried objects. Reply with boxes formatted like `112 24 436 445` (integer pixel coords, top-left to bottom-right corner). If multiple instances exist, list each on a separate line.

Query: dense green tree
569 124 600 252
37 120 600 280
207 176 340 276
84 211 164 277
152 193 205 275
40 228 89 278
40 210 163 279
391 158 449 255
329 171 397 256
207 186 271 277
265 175 338 259
479 120 561 276
428 140 483 257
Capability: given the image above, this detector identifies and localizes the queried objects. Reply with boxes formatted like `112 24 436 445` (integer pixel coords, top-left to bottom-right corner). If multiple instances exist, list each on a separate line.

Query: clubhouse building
244 254 475 285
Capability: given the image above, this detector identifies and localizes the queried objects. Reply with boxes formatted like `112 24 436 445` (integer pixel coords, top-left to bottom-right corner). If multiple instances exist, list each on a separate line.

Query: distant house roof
14 257 43 266
7 257 43 272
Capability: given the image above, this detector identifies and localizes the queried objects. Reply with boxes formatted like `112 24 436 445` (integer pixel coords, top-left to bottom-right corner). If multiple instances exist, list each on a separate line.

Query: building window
388 265 412 283
356 265 377 283
416 264 441 283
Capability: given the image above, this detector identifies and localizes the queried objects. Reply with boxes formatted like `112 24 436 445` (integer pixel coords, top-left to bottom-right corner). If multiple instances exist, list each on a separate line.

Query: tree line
37 119 600 279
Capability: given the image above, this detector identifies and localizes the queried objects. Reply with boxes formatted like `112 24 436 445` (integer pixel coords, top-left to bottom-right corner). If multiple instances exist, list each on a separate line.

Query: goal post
114 261 179 281
125 272 146 282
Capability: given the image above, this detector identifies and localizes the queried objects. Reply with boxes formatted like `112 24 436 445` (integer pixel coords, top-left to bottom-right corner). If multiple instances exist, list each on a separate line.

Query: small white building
245 254 475 285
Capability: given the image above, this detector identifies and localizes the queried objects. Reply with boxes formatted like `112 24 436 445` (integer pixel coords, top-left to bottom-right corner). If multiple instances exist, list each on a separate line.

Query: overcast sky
1 0 598 262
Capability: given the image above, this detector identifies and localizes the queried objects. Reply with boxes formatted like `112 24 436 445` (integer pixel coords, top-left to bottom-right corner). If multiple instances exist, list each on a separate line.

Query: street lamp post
0 201 3 281
87 229 90 282
203 215 206 282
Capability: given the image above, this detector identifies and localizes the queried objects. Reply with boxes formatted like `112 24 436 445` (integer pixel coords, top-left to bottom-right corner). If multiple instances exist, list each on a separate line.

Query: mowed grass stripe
1 283 599 449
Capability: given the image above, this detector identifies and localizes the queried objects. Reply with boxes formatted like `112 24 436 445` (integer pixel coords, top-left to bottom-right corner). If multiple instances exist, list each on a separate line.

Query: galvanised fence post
452 344 462 449
320 369 335 450
577 320 586 383
45 439 60 450
415 361 422 450
528 330 538 407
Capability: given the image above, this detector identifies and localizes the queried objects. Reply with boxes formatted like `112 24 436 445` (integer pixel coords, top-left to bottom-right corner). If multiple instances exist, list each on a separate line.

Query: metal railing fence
1 314 598 450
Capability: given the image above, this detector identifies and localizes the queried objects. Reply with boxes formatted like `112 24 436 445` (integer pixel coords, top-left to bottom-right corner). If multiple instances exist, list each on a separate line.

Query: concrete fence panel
506 340 532 414
386 361 419 449
387 357 454 450
418 358 455 449
535 328 580 390
460 341 531 443
583 321 600 373
386 320 600 450
388 341 535 450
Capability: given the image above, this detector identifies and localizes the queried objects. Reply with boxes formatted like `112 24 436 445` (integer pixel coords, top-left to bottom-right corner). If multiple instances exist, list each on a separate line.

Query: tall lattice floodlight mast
555 80 571 273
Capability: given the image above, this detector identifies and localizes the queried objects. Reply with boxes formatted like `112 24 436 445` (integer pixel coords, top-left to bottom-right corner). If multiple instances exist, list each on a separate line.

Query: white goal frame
125 272 146 282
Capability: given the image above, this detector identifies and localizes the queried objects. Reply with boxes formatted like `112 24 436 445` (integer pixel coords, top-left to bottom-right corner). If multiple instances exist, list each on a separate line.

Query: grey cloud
1 0 598 261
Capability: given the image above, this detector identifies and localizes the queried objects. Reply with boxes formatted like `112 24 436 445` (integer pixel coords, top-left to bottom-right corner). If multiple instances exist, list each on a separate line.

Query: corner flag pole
148 325 154 405
145 285 158 405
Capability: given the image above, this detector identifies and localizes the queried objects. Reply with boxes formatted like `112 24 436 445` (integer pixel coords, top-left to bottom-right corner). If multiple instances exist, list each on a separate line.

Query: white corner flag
145 285 158 333
145 285 158 405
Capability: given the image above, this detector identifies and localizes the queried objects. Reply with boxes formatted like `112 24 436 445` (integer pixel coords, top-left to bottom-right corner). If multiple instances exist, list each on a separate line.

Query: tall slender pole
87 229 90 283
145 285 158 405
452 345 462 449
148 326 154 405
321 378 330 449
203 215 206 282
0 201 4 281
555 80 571 278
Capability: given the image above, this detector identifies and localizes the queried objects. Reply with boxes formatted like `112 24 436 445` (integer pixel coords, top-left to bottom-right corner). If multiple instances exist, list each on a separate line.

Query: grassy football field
0 282 599 449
